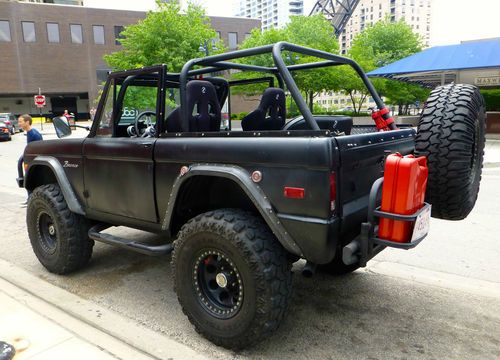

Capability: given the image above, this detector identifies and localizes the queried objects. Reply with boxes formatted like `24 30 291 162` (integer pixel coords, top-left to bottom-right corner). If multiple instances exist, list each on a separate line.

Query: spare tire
415 84 485 220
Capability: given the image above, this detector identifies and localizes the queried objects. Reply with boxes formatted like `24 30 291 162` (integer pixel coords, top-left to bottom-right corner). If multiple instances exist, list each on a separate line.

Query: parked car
0 122 12 141
0 113 18 134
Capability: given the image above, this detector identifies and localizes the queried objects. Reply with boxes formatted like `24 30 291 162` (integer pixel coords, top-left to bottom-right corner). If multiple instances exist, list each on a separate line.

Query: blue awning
367 39 500 86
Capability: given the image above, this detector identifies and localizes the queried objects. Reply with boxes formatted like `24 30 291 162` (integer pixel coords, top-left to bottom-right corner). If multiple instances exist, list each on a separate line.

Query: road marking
366 260 500 300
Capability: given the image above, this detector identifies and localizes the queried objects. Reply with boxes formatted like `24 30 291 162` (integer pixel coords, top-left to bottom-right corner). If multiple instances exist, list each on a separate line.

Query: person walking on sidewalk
17 114 43 205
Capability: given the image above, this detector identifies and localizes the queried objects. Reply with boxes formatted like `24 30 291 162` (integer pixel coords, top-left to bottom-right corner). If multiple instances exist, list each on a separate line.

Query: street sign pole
34 89 46 130
39 88 43 131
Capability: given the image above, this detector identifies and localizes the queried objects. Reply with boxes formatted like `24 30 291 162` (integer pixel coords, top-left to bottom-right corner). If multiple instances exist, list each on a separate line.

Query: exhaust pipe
342 240 360 266
302 262 317 277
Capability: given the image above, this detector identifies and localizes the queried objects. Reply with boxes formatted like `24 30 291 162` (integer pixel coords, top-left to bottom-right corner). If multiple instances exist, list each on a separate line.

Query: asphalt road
1 128 499 359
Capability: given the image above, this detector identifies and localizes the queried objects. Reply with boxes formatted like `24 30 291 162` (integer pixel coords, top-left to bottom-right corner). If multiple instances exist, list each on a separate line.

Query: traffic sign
34 95 46 107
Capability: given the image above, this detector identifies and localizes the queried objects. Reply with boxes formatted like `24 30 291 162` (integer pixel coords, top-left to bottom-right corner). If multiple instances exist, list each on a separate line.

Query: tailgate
334 128 416 236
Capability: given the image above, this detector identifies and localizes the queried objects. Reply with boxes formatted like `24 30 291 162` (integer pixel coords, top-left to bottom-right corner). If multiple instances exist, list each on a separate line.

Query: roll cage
91 41 395 137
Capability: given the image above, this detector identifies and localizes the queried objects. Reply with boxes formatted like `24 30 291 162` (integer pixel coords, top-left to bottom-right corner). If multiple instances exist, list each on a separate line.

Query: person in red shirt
63 109 71 125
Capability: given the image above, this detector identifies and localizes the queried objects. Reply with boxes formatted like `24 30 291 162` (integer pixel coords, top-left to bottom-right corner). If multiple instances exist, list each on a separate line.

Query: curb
366 260 500 300
484 162 500 168
0 258 207 360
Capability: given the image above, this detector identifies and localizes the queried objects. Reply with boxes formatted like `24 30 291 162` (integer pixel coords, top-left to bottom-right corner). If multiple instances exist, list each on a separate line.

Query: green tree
237 15 342 111
347 18 427 114
285 15 341 111
104 1 223 72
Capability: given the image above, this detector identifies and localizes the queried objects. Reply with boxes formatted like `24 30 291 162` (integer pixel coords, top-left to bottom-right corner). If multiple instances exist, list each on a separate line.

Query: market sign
474 76 500 87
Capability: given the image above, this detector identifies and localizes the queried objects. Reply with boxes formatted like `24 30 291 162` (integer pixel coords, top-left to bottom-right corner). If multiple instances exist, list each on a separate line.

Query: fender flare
161 164 302 256
25 156 86 216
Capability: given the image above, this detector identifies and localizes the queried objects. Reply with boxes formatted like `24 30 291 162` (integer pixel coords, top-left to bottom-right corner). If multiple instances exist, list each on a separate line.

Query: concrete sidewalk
0 278 127 360
484 138 500 167
0 259 207 360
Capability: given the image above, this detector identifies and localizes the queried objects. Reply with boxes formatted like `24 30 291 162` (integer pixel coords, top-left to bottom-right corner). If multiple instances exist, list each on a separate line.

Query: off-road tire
27 184 94 274
415 84 485 220
172 209 293 350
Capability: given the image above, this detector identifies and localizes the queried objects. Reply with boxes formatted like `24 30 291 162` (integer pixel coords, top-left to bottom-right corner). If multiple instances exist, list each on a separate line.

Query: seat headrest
258 88 286 111
186 80 221 132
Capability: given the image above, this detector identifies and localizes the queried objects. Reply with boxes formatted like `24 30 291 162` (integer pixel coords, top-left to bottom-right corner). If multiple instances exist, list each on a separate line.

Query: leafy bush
480 89 500 111
230 112 249 120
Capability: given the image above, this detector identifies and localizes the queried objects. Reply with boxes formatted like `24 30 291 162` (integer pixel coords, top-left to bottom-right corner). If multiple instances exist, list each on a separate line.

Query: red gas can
378 153 428 243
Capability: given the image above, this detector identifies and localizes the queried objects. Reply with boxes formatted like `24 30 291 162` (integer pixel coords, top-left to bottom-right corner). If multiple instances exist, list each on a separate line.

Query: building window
0 20 11 42
46 23 60 43
93 25 105 45
22 21 36 43
228 32 238 50
70 24 83 44
114 25 124 45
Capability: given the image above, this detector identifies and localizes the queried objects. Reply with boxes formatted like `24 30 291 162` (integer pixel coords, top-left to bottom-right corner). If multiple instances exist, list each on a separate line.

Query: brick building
0 1 260 118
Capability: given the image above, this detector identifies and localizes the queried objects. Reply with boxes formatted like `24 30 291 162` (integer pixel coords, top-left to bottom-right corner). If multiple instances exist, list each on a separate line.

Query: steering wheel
134 110 156 137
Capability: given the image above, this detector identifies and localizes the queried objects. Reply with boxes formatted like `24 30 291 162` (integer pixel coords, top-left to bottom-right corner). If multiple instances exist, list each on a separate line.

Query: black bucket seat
166 80 221 132
241 88 286 131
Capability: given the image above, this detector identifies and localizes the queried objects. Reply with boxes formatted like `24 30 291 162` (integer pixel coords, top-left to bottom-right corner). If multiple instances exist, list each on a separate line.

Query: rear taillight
330 172 336 211
284 187 305 199
1 128 8 133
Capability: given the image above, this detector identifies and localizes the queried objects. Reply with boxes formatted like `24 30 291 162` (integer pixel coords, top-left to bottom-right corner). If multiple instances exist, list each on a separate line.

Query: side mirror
52 116 72 138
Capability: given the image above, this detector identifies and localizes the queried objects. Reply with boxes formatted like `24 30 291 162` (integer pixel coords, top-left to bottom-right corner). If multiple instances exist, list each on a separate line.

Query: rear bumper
343 177 430 267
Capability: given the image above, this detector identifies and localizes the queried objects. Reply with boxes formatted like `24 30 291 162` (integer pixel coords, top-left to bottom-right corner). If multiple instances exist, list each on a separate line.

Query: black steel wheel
27 184 94 274
194 250 243 319
37 212 58 254
172 209 293 350
415 84 486 220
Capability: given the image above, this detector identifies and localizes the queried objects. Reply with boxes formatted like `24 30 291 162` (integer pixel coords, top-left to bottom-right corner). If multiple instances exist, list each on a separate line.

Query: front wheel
172 209 293 349
27 184 94 274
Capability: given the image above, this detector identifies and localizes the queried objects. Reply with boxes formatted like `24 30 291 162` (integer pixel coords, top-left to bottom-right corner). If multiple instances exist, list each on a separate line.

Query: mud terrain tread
27 184 94 274
415 84 485 220
172 209 293 349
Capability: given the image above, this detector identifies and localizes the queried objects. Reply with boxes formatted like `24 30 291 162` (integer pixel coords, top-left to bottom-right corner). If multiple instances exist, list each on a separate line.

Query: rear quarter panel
154 136 334 219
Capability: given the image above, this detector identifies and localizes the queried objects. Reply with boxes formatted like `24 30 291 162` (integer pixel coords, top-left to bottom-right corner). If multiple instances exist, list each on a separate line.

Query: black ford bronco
19 43 485 349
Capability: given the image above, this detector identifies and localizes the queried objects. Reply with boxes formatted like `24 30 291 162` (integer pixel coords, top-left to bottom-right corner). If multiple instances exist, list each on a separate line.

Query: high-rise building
235 0 303 30
339 0 431 54
314 0 431 111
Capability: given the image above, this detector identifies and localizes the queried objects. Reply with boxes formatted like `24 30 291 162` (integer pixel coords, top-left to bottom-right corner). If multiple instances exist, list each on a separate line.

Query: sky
83 0 500 46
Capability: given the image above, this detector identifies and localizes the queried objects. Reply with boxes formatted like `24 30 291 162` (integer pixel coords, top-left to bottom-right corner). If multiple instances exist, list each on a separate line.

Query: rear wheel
27 184 94 274
415 84 485 220
172 209 293 349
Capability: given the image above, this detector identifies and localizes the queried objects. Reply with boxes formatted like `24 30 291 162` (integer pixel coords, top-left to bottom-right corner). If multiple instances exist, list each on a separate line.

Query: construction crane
309 0 361 37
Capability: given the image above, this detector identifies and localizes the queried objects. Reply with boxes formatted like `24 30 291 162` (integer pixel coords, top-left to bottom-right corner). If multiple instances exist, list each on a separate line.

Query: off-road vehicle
18 42 485 349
